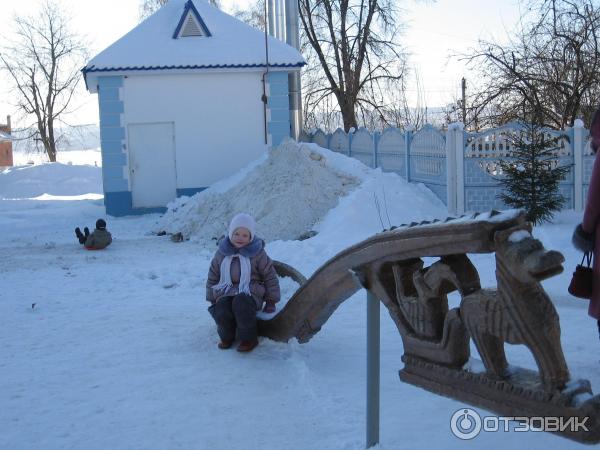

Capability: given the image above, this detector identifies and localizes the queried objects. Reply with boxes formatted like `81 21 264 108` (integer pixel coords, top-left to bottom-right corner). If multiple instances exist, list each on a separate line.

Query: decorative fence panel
463 125 576 212
350 128 375 167
299 120 594 215
377 127 405 176
329 128 350 155
409 124 447 204
312 129 329 150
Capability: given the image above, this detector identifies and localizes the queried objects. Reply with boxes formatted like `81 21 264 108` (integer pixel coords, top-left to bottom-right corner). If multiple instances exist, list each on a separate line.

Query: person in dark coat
75 219 112 250
206 213 280 352
573 108 600 338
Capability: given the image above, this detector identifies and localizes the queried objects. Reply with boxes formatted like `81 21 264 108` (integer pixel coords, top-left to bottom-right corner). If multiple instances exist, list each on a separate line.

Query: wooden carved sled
261 210 600 443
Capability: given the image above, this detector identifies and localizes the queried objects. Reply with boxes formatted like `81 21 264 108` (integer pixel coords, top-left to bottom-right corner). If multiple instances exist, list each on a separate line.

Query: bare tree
140 0 220 20
0 1 88 162
299 0 408 132
232 0 266 31
381 69 427 129
139 0 170 20
462 0 600 129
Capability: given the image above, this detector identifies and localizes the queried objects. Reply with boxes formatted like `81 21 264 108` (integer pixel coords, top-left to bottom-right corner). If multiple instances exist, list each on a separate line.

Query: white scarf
212 254 252 296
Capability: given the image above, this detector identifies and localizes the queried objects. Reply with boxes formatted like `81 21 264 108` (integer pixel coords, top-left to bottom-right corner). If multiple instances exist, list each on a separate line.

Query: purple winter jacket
206 236 280 309
583 112 600 319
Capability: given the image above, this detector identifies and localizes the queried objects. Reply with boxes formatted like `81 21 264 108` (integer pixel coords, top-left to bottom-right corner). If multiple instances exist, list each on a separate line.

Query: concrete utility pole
461 77 467 125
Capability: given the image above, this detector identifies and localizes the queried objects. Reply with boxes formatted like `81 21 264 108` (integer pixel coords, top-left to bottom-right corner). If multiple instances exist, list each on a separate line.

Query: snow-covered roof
0 131 12 141
83 0 305 91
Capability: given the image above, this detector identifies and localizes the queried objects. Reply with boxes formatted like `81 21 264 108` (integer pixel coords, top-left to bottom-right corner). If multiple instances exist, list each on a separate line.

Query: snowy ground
1 146 599 450
11 148 102 168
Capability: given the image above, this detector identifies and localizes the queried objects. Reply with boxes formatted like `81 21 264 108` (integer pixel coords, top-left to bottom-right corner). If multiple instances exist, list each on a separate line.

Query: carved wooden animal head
494 224 564 283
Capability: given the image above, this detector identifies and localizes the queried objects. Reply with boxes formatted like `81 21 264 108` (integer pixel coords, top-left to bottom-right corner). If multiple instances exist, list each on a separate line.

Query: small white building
83 0 304 216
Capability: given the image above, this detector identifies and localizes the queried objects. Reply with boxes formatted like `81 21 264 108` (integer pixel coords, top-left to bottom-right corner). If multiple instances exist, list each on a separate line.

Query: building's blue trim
82 62 305 75
100 126 125 141
266 72 291 147
98 76 128 198
105 188 209 216
101 140 124 153
100 113 121 127
103 177 129 193
173 0 212 38
269 108 289 123
267 71 289 85
267 94 289 110
177 187 207 197
102 152 127 167
102 165 126 180
100 101 124 114
105 191 166 217
268 121 290 137
269 82 288 95
97 77 124 87
98 87 120 102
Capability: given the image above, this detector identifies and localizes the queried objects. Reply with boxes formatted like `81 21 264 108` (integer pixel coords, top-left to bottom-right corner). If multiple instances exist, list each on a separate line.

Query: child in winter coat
206 213 280 352
75 219 112 250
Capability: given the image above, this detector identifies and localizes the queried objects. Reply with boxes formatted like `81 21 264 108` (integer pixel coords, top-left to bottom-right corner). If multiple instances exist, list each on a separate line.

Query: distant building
82 0 304 216
0 116 13 167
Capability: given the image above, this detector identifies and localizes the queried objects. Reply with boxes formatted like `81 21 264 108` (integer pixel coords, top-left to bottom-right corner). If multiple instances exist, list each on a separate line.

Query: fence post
373 131 381 168
405 125 414 182
455 123 465 215
446 124 457 215
445 122 465 216
573 119 585 212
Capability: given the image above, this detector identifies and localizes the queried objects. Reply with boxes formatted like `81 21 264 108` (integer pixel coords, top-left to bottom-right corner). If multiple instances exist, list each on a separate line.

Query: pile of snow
0 162 102 199
155 141 361 242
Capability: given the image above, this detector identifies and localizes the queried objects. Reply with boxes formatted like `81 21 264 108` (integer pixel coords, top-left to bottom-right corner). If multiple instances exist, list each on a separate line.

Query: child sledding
75 219 112 250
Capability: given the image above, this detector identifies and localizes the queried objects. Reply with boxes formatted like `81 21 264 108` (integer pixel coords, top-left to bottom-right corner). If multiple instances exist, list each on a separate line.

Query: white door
128 122 176 208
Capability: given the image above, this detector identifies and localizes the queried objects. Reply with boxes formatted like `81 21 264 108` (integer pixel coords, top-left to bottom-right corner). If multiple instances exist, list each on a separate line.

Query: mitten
262 301 276 313
572 223 595 253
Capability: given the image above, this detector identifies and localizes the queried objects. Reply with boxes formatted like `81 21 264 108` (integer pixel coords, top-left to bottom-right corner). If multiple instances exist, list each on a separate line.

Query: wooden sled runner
261 210 600 444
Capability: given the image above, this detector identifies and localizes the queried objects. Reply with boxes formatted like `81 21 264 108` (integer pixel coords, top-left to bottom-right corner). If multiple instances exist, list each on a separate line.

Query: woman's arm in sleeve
583 154 600 233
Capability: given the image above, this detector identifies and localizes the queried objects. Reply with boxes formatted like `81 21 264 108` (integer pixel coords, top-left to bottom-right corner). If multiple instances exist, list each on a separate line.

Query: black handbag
568 252 594 299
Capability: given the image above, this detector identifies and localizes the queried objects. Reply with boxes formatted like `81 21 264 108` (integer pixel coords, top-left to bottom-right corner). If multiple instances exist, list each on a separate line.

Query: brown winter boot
218 340 233 350
237 339 258 352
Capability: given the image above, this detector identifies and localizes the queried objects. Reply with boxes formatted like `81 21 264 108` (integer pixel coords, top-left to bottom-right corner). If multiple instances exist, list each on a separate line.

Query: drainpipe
285 0 302 139
262 0 274 146
268 0 276 36
275 0 286 41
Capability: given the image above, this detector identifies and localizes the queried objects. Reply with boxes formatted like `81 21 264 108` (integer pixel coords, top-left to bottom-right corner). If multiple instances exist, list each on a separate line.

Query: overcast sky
0 0 522 129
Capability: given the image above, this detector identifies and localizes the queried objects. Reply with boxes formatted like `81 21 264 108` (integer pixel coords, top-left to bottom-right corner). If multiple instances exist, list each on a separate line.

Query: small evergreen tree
497 120 570 225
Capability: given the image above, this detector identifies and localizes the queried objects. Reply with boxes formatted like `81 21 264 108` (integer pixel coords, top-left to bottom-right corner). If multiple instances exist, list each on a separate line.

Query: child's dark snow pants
209 293 257 342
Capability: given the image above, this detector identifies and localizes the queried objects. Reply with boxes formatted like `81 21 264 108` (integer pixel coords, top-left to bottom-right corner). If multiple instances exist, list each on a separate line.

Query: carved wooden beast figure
460 224 569 391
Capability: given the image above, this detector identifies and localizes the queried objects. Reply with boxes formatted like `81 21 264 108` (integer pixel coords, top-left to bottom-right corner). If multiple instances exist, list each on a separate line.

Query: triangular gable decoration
173 0 211 39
